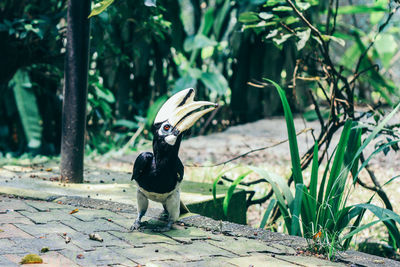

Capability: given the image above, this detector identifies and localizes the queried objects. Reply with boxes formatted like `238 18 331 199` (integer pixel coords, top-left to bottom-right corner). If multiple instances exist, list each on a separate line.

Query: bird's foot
152 221 173 232
158 211 169 221
130 220 147 231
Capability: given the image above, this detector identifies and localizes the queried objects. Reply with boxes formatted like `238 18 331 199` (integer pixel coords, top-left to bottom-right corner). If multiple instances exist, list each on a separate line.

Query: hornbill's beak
154 88 218 145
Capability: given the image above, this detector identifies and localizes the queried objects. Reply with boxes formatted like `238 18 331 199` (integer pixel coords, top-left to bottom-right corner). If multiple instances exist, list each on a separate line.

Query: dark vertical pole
61 0 91 183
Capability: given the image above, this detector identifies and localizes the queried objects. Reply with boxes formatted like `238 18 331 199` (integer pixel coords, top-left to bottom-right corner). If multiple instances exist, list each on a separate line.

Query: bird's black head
152 88 218 157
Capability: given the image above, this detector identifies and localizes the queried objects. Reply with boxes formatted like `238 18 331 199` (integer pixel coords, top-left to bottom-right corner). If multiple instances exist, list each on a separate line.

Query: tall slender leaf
325 120 352 196
251 166 293 232
291 184 305 236
309 142 319 213
223 170 252 216
353 103 400 162
259 199 277 229
212 166 238 205
264 79 303 184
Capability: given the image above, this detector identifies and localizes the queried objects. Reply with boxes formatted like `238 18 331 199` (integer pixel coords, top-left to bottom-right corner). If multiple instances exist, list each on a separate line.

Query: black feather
131 125 185 194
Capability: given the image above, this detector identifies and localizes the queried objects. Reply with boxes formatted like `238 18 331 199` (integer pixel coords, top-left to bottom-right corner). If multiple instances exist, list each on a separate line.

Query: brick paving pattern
0 196 350 267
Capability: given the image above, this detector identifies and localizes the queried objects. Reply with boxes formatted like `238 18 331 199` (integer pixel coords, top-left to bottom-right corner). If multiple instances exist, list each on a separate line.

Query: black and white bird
131 88 218 231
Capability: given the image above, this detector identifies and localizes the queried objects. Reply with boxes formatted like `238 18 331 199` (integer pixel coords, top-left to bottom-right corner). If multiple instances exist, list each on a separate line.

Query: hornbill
131 88 218 231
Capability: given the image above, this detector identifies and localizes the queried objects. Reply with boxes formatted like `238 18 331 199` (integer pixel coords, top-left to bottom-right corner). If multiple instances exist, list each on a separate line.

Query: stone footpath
0 194 398 267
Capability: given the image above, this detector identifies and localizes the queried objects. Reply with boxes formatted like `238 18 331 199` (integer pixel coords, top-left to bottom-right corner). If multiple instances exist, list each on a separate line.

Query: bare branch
186 128 313 168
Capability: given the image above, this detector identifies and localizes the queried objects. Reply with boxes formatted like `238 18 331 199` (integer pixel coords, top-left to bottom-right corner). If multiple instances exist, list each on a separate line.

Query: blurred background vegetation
1 0 398 157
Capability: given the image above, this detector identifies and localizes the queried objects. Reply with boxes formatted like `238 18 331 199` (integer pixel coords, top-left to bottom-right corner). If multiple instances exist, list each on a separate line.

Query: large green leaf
183 34 218 52
238 12 260 23
88 0 115 18
374 34 398 69
9 69 42 149
172 74 197 94
146 95 168 127
200 71 228 95
336 5 386 14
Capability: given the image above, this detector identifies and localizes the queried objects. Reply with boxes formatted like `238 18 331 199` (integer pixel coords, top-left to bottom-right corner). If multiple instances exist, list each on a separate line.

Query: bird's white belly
136 182 180 203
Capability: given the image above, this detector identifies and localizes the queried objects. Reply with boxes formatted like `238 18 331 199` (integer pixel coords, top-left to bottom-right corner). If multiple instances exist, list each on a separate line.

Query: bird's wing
131 152 153 181
176 158 184 183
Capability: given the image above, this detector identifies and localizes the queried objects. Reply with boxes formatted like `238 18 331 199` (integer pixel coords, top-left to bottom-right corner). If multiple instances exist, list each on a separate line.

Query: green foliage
240 0 400 105
259 198 277 229
88 0 115 18
9 70 42 150
252 81 400 259
222 170 252 216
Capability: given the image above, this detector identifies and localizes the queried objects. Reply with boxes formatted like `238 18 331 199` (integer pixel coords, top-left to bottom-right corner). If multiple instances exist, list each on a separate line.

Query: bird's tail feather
180 200 190 214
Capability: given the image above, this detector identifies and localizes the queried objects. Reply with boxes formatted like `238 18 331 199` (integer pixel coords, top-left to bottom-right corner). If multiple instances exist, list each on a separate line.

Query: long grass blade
212 166 237 206
353 103 400 162
259 199 277 229
251 166 293 232
264 79 303 184
309 142 319 215
223 170 252 216
325 120 352 197
250 166 294 204
353 139 400 184
291 184 305 236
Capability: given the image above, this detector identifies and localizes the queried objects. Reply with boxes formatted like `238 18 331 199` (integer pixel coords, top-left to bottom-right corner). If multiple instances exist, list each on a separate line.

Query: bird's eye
163 124 171 131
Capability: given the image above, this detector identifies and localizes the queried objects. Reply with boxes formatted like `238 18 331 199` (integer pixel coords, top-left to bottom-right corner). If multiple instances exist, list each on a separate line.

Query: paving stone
116 211 137 219
67 231 131 251
0 211 33 224
0 199 36 213
109 229 178 246
148 258 237 267
115 245 187 265
227 253 299 267
10 234 77 253
108 218 135 230
110 216 152 230
0 255 19 267
25 201 70 211
276 255 346 267
70 208 128 222
14 222 77 238
158 240 237 261
161 226 223 243
4 251 79 267
0 239 15 248
269 243 297 255
0 239 32 255
0 224 33 239
18 209 77 224
62 217 126 234
207 236 284 256
59 246 137 266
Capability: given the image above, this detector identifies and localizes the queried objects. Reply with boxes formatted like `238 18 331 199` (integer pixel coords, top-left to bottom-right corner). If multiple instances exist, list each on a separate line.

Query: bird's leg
130 190 148 231
159 204 169 221
153 190 180 232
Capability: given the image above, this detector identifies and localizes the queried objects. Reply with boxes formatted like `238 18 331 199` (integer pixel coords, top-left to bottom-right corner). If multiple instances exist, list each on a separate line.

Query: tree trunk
60 0 91 183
